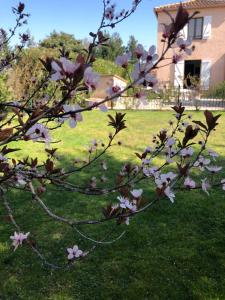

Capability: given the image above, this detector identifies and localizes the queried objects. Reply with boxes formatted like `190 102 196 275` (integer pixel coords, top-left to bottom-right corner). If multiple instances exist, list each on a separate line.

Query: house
154 0 225 90
90 74 127 108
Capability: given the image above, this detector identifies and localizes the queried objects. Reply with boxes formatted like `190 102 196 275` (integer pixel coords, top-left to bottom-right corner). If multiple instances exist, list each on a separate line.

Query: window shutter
201 60 211 89
174 61 184 88
203 16 212 39
182 24 188 39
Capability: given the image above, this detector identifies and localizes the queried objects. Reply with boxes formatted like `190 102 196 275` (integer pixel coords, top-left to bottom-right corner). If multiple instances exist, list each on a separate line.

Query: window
188 18 203 39
184 60 201 88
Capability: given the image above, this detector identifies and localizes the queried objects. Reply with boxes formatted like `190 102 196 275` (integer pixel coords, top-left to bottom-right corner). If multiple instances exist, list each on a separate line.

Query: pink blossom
162 24 172 39
134 91 148 106
181 121 189 128
125 217 130 225
67 245 83 260
143 166 158 177
51 57 80 81
105 5 115 20
206 166 222 173
130 203 137 212
131 62 152 82
172 53 183 64
106 85 122 97
221 179 225 191
130 189 143 198
84 67 100 92
142 158 152 166
117 196 133 210
155 172 177 188
208 149 219 161
88 139 98 153
0 154 7 162
100 175 108 182
166 137 176 147
164 186 175 203
10 232 29 251
62 104 83 128
99 104 108 112
135 44 145 59
90 177 97 188
180 147 194 157
16 174 26 186
145 74 158 90
131 62 157 89
26 123 51 145
177 38 192 56
184 177 196 189
144 45 158 64
133 0 140 7
194 156 211 170
145 146 153 153
101 161 107 171
201 178 210 195
115 52 131 68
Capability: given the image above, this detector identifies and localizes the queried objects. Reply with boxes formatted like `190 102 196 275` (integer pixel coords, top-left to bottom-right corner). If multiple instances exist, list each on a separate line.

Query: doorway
184 60 201 88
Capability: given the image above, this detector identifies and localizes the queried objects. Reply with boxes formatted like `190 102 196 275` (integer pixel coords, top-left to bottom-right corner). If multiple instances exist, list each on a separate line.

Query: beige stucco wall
91 75 127 99
156 6 225 88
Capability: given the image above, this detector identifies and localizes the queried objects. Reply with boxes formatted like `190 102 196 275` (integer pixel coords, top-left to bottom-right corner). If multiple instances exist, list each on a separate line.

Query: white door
174 61 184 88
201 60 211 89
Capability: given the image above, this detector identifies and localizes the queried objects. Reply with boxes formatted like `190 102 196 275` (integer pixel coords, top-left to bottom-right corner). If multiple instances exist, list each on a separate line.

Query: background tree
0 30 13 102
95 32 125 61
7 47 56 101
40 31 82 56
127 35 138 59
93 59 126 78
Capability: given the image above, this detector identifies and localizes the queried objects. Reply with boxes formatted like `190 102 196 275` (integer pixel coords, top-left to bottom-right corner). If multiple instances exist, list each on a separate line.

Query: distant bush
0 72 12 102
206 81 225 99
93 58 126 78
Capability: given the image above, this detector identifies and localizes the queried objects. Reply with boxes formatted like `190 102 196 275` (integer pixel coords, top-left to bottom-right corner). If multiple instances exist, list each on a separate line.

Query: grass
1 110 225 300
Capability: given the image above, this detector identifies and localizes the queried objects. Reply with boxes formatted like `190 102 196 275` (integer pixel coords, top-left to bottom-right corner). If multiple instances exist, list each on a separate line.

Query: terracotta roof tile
155 0 225 13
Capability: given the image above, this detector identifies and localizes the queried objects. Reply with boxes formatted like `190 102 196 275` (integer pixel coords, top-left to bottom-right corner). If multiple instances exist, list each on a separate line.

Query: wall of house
91 75 127 99
156 6 225 88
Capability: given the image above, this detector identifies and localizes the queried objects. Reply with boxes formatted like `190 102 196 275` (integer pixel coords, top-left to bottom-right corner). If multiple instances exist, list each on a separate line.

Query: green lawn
1 110 225 300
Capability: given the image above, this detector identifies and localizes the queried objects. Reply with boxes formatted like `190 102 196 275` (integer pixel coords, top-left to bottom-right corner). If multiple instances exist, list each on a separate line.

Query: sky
0 0 180 48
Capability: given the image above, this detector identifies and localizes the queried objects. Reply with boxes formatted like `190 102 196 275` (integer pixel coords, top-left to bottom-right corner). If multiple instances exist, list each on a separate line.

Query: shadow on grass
1 108 225 300
1 147 225 300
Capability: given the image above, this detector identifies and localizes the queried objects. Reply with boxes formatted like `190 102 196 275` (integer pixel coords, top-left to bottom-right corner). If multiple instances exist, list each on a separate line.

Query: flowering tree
1 1 224 269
